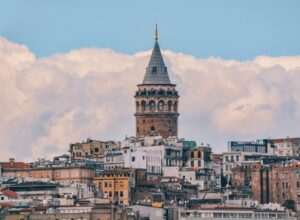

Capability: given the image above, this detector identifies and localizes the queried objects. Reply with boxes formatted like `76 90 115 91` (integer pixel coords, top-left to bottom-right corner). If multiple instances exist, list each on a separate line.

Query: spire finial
155 24 158 42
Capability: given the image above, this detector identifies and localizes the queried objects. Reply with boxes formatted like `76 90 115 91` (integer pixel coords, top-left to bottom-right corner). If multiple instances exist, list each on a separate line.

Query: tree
221 175 228 188
283 200 296 211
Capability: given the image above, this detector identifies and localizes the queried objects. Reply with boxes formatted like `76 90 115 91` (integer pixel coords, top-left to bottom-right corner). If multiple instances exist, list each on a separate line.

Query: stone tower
134 26 179 138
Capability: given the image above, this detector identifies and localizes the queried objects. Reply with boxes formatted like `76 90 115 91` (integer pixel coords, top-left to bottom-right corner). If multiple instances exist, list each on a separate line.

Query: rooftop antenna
155 24 158 42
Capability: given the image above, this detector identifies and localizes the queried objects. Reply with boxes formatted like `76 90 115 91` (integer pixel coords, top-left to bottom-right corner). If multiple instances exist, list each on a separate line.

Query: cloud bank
1 37 300 161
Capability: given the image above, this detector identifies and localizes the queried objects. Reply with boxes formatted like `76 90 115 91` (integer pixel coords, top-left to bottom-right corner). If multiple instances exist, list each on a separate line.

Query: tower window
174 101 178 112
141 100 146 111
158 100 164 111
168 101 172 111
149 101 155 112
151 126 155 132
152 67 157 73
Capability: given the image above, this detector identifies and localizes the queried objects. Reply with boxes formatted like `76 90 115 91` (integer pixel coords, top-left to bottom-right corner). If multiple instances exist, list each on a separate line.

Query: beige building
70 138 120 160
2 166 94 185
4 199 127 220
94 168 135 206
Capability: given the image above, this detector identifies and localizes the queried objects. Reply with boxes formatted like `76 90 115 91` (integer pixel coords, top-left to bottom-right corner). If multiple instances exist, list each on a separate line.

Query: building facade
70 138 120 160
2 166 94 185
251 163 300 211
272 137 300 157
228 139 273 154
94 168 135 206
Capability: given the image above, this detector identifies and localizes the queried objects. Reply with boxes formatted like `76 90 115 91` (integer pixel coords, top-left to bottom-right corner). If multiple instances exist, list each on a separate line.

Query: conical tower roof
142 27 171 85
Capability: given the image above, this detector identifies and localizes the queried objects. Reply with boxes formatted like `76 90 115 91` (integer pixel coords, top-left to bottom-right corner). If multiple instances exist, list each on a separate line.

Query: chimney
9 158 15 163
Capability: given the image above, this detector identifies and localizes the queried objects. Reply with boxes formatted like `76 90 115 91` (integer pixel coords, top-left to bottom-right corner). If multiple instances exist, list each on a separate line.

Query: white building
178 206 296 220
121 136 183 179
272 137 300 157
103 152 125 170
122 146 162 179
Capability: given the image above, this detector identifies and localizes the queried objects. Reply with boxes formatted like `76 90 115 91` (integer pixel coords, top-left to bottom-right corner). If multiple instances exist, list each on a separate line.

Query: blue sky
0 0 299 60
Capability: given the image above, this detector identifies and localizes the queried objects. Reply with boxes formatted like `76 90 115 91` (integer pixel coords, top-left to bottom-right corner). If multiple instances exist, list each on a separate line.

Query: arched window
191 151 194 158
174 101 178 112
141 100 146 111
136 101 140 112
158 100 164 111
149 101 155 112
168 100 172 111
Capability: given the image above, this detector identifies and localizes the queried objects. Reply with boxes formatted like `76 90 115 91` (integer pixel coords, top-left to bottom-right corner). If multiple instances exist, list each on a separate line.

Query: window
198 151 201 158
191 161 194 167
174 101 178 112
61 170 69 178
191 151 194 158
109 192 112 197
150 126 155 132
168 101 172 111
236 155 239 161
104 182 108 187
71 170 78 177
166 149 171 156
141 101 146 111
120 191 123 197
109 182 112 187
152 67 157 73
151 166 155 172
149 101 155 112
120 181 124 187
132 156 135 162
158 100 164 111
95 148 99 153
198 160 201 167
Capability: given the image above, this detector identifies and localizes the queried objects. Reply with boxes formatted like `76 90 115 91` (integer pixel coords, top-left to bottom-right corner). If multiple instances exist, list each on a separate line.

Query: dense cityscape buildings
1 29 300 220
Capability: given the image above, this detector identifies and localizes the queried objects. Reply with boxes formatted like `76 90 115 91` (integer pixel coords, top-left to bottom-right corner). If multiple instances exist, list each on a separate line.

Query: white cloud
0 37 300 161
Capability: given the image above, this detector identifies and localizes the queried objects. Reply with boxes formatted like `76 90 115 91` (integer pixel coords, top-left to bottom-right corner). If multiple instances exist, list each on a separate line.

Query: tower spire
142 25 171 85
155 24 158 42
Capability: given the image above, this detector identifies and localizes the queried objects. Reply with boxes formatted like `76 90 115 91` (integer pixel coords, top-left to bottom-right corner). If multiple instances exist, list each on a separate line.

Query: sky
0 1 300 161
1 0 300 60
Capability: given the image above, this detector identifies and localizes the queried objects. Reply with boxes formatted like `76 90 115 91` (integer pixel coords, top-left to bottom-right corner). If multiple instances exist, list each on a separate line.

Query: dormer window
152 67 157 73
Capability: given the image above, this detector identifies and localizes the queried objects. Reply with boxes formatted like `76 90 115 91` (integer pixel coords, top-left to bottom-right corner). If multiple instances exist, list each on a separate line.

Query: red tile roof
0 203 13 208
0 162 29 169
0 189 17 198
